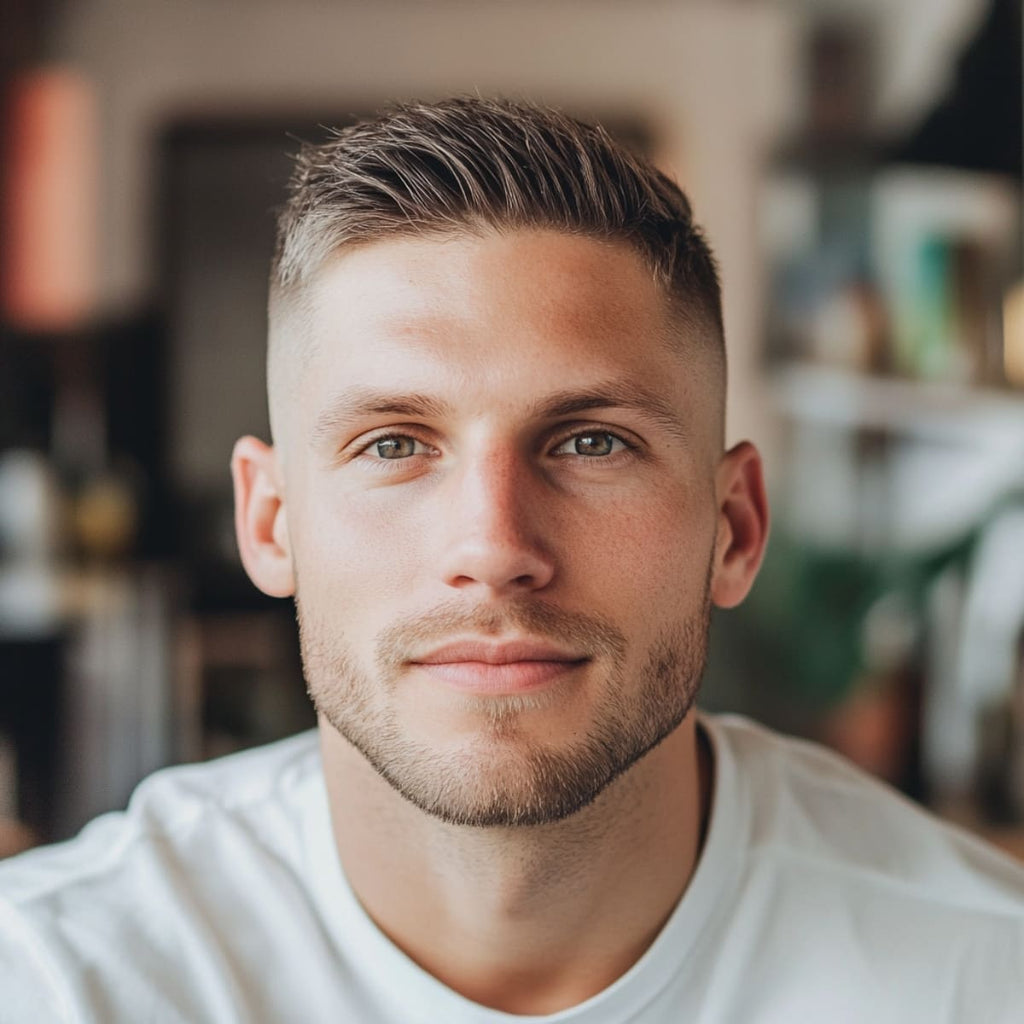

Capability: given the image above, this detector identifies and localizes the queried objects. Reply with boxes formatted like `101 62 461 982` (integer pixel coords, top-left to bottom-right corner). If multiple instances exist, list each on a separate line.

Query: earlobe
710 441 770 609
231 436 295 598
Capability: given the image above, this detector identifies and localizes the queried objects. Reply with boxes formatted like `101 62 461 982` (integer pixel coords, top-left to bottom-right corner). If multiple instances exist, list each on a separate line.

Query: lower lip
412 660 585 695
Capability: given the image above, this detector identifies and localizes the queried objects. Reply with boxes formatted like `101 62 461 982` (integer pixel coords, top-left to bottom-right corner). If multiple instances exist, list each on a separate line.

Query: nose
437 449 556 596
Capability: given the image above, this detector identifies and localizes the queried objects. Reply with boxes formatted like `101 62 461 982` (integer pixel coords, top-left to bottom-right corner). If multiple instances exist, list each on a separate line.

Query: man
1 97 1022 1022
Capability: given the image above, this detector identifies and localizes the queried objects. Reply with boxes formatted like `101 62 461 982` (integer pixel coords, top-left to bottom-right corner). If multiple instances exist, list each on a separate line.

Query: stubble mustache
372 598 629 676
297 587 710 827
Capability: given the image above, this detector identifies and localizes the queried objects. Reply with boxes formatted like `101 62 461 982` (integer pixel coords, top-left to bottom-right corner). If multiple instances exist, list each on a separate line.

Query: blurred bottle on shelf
763 12 1022 390
0 450 64 636
872 169 1018 387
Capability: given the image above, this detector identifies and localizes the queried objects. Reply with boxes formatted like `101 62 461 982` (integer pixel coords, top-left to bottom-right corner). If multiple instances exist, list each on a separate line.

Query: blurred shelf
770 363 1024 445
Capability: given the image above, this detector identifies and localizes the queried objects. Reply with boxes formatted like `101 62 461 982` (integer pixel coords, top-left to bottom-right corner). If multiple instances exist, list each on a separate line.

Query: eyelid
346 426 439 461
547 424 640 456
340 421 641 462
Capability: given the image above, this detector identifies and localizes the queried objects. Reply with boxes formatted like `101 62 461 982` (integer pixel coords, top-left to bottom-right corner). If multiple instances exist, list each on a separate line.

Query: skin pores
278 230 724 825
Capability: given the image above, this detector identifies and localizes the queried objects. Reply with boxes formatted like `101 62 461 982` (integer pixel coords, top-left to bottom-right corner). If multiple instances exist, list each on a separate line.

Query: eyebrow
532 381 691 445
309 379 690 448
310 388 451 448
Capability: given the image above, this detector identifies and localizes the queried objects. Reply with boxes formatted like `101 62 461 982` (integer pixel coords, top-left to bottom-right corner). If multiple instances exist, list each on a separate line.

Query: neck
319 714 712 1015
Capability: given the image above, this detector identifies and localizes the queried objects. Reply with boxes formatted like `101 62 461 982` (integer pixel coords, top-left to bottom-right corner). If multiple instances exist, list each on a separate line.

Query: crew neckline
303 714 746 1022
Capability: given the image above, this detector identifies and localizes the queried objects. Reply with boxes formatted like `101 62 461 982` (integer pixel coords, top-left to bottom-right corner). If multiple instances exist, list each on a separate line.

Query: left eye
553 432 628 457
371 435 429 460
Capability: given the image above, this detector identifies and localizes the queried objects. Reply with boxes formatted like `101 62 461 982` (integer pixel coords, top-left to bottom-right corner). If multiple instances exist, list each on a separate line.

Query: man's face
278 229 724 827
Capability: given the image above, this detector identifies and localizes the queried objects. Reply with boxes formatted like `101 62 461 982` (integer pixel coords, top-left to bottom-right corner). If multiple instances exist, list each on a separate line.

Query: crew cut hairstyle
270 96 723 354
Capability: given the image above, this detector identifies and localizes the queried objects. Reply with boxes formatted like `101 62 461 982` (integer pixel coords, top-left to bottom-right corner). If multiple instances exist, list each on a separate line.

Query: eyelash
353 431 438 465
548 427 637 459
350 425 639 466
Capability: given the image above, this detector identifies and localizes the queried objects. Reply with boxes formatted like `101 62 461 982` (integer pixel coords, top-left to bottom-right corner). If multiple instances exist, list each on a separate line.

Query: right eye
367 435 430 460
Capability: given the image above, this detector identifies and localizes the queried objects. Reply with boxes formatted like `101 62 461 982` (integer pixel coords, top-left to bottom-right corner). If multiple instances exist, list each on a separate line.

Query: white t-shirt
1 714 1022 1023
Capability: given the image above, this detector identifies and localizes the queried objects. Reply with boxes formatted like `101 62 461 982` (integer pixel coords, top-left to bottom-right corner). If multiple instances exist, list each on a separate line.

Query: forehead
312 229 666 336
288 229 711 437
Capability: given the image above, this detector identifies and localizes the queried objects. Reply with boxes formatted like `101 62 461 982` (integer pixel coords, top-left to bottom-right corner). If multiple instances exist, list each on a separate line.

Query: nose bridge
439 437 554 593
464 441 525 527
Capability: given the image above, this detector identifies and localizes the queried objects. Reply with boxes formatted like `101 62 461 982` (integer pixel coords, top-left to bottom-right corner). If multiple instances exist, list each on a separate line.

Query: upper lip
412 640 587 665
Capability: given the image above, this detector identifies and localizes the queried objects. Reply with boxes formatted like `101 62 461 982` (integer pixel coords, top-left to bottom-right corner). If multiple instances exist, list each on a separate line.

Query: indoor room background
1 0 1021 859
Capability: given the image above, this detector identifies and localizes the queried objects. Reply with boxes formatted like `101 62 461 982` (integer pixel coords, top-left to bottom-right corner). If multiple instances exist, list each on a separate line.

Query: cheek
564 489 716 609
291 490 426 608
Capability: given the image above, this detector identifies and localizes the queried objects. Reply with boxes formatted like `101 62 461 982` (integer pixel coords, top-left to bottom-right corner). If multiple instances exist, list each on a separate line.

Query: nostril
440 537 556 595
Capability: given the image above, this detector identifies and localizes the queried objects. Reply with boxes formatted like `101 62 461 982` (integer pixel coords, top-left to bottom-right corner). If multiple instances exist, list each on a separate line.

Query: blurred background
1 0 1022 858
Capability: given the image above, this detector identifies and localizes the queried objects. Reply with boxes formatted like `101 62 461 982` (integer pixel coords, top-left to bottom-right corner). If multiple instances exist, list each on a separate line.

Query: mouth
410 640 589 695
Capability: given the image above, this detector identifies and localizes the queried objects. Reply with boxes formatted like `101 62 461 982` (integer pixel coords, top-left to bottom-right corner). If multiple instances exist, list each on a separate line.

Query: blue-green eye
374 436 419 459
554 432 627 457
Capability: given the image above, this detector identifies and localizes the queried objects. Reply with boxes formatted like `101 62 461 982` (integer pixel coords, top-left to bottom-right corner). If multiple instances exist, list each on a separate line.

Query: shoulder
698 714 1024 1018
704 711 1024 916
0 729 321 907
0 730 323 1014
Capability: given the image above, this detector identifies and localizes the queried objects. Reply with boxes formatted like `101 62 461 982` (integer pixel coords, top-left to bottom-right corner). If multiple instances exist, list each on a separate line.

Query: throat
368 838 675 1015
322 716 712 1015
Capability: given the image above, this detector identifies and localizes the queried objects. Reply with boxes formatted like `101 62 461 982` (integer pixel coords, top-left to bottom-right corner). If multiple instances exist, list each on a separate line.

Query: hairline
267 224 726 457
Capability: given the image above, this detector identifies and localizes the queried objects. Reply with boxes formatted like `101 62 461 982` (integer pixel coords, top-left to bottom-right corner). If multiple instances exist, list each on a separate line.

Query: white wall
53 0 800 447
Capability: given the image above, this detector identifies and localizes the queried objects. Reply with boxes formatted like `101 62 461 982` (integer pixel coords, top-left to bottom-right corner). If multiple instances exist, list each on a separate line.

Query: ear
231 436 295 598
710 441 769 609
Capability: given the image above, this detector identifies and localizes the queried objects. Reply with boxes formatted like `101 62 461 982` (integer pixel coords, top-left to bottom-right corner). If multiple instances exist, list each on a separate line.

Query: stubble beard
298 588 711 828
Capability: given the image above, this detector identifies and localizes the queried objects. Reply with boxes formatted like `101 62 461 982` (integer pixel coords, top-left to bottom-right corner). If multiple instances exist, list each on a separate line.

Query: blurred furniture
735 11 1024 836
0 636 63 838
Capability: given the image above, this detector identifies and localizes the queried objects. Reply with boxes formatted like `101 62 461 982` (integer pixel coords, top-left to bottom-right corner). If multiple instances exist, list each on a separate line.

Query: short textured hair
270 97 723 346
